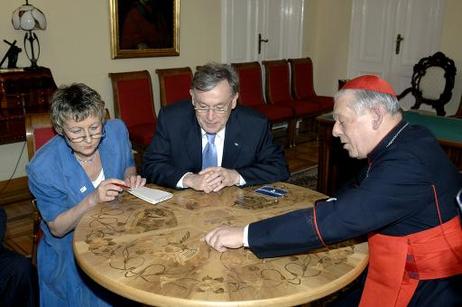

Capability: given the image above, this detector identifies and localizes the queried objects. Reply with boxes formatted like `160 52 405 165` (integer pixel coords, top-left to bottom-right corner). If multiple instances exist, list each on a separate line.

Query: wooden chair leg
287 119 297 148
132 143 148 173
31 199 42 266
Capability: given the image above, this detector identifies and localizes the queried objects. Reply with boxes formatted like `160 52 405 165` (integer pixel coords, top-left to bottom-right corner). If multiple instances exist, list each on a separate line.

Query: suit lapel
222 111 242 168
186 116 202 169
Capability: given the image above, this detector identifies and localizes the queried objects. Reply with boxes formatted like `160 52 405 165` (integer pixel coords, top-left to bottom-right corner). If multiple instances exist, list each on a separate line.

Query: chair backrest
25 112 56 160
104 108 111 120
24 113 56 266
231 62 267 107
155 67 193 106
398 51 456 116
262 60 293 105
108 70 156 128
288 57 317 99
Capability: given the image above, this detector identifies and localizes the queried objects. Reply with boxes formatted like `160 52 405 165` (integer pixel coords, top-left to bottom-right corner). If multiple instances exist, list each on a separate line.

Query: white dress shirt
177 127 246 188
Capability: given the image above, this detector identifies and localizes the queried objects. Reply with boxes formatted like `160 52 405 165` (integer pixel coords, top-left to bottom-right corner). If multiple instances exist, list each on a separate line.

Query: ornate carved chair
109 70 157 167
155 67 193 106
288 57 334 112
231 61 295 146
398 52 456 116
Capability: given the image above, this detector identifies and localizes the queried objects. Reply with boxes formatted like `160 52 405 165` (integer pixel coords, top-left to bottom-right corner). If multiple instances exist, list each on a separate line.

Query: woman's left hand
125 175 146 189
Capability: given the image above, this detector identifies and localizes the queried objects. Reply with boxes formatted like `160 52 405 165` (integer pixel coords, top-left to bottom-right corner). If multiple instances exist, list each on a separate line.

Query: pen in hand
113 182 131 191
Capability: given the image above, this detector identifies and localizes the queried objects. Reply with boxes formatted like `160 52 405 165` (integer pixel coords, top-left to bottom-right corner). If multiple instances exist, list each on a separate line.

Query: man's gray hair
192 62 239 96
335 89 401 115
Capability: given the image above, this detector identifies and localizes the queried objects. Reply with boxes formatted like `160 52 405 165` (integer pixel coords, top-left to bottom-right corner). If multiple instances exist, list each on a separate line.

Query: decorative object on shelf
11 1 46 69
0 40 22 69
0 67 56 145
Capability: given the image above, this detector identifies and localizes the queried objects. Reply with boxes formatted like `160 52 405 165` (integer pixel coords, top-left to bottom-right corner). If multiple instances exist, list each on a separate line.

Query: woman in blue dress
27 83 146 306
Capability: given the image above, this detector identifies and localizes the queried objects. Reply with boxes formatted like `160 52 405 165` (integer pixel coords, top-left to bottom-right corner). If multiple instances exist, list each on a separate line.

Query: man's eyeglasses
65 126 105 143
192 98 233 114
193 104 231 114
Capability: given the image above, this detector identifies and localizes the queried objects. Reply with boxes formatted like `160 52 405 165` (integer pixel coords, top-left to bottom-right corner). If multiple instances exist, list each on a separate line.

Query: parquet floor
3 125 319 258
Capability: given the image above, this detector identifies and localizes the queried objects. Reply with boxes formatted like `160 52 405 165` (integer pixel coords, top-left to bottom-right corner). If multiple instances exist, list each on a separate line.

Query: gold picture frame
109 0 180 59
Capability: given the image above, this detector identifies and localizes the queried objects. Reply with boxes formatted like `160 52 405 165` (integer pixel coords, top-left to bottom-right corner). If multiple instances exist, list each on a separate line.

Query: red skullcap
342 75 397 96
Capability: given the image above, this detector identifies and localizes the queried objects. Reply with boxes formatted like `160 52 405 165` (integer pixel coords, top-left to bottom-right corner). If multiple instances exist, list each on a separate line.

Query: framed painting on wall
109 0 180 59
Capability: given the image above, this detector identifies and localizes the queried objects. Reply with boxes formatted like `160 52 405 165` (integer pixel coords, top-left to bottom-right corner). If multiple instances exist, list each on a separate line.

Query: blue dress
27 119 135 306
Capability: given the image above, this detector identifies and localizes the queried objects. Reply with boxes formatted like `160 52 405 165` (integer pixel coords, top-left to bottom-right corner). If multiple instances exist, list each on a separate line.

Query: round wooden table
74 183 368 306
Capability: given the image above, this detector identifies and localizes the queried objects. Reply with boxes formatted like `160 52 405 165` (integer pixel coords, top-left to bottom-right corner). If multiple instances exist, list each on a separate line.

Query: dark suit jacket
0 208 5 251
141 100 289 188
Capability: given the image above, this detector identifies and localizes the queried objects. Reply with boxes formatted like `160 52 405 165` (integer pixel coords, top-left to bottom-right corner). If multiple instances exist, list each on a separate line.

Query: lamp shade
12 4 46 31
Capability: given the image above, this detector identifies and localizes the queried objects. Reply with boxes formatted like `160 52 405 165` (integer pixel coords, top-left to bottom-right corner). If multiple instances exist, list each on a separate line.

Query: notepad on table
128 186 173 204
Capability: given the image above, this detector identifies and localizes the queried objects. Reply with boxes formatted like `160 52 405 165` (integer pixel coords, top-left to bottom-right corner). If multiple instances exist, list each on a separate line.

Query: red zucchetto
341 75 397 97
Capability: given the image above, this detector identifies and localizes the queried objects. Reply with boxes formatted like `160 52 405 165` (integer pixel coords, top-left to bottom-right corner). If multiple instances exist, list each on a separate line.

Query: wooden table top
73 183 368 306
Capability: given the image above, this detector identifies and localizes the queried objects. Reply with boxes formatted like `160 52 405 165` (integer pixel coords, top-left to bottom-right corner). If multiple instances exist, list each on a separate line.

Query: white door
221 0 304 63
348 0 445 111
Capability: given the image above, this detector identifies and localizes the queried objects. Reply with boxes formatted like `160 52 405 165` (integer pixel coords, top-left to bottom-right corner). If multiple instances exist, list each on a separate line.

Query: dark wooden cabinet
0 67 56 144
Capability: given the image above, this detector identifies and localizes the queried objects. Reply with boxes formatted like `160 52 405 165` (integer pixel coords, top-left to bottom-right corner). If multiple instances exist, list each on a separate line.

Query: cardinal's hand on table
203 225 245 252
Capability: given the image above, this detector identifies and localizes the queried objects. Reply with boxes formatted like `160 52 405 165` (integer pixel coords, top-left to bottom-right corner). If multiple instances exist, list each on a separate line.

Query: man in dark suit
204 75 462 306
0 207 38 306
142 63 289 193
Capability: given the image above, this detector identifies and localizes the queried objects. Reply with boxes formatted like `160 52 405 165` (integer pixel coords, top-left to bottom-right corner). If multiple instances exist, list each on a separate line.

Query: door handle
395 34 404 55
258 33 269 54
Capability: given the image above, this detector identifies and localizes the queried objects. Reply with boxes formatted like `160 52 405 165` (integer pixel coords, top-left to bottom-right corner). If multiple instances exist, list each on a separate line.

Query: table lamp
11 1 46 69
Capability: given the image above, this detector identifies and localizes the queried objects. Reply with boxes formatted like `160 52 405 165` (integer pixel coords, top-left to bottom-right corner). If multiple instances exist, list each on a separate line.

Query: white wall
303 0 462 114
303 0 352 96
440 0 462 116
0 0 221 180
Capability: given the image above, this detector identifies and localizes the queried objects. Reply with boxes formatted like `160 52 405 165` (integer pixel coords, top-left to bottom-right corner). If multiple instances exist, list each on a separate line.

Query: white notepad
128 186 173 205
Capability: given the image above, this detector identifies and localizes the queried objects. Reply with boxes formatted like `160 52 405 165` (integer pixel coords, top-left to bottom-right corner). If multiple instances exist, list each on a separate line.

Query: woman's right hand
90 179 128 205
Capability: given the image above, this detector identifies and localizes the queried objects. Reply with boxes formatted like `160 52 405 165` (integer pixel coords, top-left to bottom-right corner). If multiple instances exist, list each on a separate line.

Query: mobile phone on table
255 185 287 197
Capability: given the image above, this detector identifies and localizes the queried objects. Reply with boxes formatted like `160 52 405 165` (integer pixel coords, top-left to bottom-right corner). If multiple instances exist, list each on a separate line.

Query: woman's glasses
65 125 105 143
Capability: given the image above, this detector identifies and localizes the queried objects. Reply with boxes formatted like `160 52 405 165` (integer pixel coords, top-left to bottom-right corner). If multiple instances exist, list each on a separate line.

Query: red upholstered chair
155 67 193 106
232 61 295 146
24 109 111 265
288 57 334 112
262 60 323 146
24 112 57 265
108 70 157 166
25 112 56 160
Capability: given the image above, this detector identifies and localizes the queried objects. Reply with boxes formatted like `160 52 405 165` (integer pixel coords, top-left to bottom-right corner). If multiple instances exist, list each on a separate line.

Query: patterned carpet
286 166 318 191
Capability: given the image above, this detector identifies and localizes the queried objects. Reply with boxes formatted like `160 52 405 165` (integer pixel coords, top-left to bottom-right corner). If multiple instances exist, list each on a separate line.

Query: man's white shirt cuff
176 172 193 188
243 224 249 247
238 175 246 186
